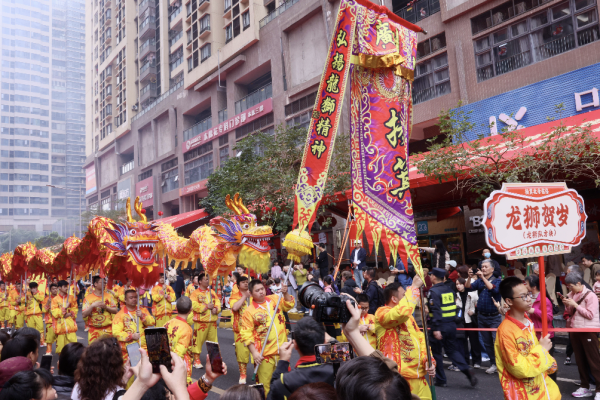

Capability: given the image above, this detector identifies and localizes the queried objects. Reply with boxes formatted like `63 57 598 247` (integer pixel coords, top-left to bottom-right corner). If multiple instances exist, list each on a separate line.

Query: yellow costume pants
256 357 278 396
56 332 78 353
407 377 432 400
26 315 44 342
191 321 218 354
155 315 171 328
88 326 112 344
10 311 24 328
234 332 251 379
0 307 8 324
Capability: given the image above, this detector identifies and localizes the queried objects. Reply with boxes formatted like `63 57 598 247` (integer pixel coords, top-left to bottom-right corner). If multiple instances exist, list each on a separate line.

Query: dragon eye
242 224 250 229
129 229 136 235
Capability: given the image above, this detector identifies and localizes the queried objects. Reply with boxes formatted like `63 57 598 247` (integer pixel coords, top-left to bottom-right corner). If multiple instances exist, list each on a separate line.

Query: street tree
413 104 600 202
0 229 40 252
34 232 65 249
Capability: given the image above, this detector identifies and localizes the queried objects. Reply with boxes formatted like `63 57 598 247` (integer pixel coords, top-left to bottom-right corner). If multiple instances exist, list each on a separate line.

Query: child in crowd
593 270 600 295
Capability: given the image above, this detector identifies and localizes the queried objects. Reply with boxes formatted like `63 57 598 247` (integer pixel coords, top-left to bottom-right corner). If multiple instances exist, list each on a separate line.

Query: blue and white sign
417 220 429 235
455 63 600 142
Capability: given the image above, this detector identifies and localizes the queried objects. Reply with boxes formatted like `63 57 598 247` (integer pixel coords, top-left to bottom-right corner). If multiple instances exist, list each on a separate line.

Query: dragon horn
126 198 134 222
225 194 241 215
134 196 148 223
234 193 249 214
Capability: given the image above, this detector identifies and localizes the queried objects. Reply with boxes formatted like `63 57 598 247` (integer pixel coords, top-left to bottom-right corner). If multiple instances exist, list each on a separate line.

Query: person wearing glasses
496 277 559 400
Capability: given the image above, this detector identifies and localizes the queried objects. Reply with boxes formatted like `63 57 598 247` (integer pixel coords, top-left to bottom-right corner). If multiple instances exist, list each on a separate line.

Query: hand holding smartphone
127 342 141 367
145 327 172 373
39 354 52 371
250 384 265 400
206 341 223 373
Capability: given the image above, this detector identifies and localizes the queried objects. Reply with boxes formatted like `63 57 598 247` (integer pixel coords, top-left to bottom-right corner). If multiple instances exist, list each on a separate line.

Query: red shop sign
179 179 207 197
483 183 587 259
136 177 154 208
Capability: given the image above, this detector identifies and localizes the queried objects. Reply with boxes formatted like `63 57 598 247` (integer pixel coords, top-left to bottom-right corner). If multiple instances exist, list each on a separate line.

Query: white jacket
456 291 479 324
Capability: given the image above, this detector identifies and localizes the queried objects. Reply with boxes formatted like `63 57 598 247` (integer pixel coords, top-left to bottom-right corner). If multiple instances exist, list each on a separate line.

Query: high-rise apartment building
0 0 86 234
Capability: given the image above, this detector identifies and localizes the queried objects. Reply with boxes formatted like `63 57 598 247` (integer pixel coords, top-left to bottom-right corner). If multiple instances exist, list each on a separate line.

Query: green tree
201 125 351 233
34 232 66 249
413 104 600 201
0 229 40 253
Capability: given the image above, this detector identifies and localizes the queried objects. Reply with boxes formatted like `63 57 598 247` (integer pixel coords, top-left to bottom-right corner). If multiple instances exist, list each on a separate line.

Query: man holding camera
241 279 295 395
267 317 336 400
375 278 435 400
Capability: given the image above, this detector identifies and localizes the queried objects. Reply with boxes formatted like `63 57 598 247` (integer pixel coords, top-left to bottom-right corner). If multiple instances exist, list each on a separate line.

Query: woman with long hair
0 369 56 400
420 240 450 270
72 337 130 400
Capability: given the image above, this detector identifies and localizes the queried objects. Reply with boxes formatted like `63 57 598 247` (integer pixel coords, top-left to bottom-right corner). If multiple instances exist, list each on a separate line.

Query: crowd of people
0 237 598 400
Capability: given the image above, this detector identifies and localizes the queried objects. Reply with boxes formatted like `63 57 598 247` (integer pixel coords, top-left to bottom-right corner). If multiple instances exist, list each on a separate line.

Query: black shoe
468 370 478 387
434 381 447 387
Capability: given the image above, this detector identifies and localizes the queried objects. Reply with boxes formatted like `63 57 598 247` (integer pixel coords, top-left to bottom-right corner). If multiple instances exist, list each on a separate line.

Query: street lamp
46 184 83 238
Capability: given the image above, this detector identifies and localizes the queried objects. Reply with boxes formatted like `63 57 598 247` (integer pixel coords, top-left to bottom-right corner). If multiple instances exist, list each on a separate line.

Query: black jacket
350 248 367 270
267 358 335 400
317 250 329 277
54 375 75 400
365 280 380 314
341 278 358 299
172 275 184 299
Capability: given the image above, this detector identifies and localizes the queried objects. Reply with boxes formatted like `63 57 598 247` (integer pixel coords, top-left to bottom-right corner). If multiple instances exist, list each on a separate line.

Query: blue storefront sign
455 63 600 142
417 220 429 235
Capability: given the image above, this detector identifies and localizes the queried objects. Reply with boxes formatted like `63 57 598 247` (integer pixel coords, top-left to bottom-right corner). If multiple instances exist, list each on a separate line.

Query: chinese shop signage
136 177 154 208
483 183 587 259
183 98 273 154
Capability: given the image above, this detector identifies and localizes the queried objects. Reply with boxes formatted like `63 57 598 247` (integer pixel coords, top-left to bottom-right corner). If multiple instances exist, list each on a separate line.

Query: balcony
140 62 157 83
259 0 298 28
104 10 112 25
198 0 209 11
140 82 158 103
104 0 112 7
199 23 211 39
104 70 112 82
104 85 113 100
394 0 440 24
139 17 156 39
169 6 182 26
121 160 134 175
183 116 211 141
224 0 232 17
139 38 156 59
169 30 183 47
139 0 155 15
235 83 272 114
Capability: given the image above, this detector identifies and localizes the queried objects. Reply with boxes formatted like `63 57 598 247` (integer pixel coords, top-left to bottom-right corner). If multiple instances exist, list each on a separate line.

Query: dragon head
211 193 273 273
104 197 160 267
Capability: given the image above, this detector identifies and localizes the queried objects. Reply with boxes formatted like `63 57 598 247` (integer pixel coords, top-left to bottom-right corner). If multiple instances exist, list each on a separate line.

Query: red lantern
158 211 164 216
141 209 146 214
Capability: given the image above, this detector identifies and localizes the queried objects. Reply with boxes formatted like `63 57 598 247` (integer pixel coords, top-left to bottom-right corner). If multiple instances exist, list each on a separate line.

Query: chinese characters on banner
483 183 587 259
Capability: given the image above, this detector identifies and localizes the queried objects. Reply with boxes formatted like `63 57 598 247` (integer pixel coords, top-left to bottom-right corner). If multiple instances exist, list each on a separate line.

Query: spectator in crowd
524 274 556 382
340 271 358 300
1 333 39 365
270 278 282 295
288 383 337 400
455 277 481 368
267 317 335 400
581 255 600 288
323 276 334 294
392 258 413 289
477 249 502 277
421 240 450 270
0 356 34 390
54 342 85 400
0 330 9 353
187 354 228 400
466 259 503 375
271 261 284 281
0 368 55 400
496 277 559 400
446 260 459 282
594 270 600 295
563 272 600 399
172 270 185 299
220 385 261 400
349 240 367 287
283 265 298 313
354 268 380 315
73 337 131 400
340 294 376 348
316 243 329 282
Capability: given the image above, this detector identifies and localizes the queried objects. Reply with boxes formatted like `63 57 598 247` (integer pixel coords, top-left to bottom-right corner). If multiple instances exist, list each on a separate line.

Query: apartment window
413 53 450 104
235 113 274 139
218 108 227 123
394 0 440 23
161 168 178 193
219 135 229 165
226 24 232 43
284 91 317 116
417 33 447 59
200 15 210 33
286 110 311 130
475 0 599 82
472 0 554 34
200 43 211 62
184 143 213 185
242 11 250 30
139 169 153 182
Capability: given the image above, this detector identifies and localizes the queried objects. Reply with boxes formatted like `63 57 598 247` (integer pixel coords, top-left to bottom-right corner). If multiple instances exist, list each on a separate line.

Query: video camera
298 281 355 324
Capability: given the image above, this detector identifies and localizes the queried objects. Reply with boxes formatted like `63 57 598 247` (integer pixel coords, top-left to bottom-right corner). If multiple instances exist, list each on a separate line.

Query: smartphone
315 344 332 364
290 331 295 341
557 292 564 299
126 342 141 367
39 354 52 370
315 342 353 364
145 327 172 373
250 384 265 400
205 341 223 374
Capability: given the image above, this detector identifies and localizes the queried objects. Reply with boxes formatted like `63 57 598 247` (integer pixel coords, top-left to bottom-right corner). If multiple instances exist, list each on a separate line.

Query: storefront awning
408 108 600 188
155 208 210 228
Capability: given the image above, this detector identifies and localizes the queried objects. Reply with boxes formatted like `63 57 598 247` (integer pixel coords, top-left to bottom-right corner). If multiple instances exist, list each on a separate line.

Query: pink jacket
565 286 600 329
529 293 554 339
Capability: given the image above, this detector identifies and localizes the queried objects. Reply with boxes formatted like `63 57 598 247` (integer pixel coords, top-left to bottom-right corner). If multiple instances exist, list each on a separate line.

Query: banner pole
419 286 437 400
333 203 353 280
538 256 548 337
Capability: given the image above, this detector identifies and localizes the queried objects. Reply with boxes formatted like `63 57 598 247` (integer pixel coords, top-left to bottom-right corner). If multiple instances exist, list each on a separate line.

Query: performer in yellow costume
185 275 199 298
164 296 194 384
51 280 78 353
230 266 247 299
118 279 136 308
241 279 295 395
151 273 175 327
496 277 560 400
230 275 252 384
9 282 25 329
0 281 9 328
375 278 434 400
190 273 220 369
112 288 155 362
340 293 377 348
82 276 119 344
43 283 58 354
25 282 45 344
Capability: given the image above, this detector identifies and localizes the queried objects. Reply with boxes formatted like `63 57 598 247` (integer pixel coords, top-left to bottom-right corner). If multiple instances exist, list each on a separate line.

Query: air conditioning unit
132 104 139 111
